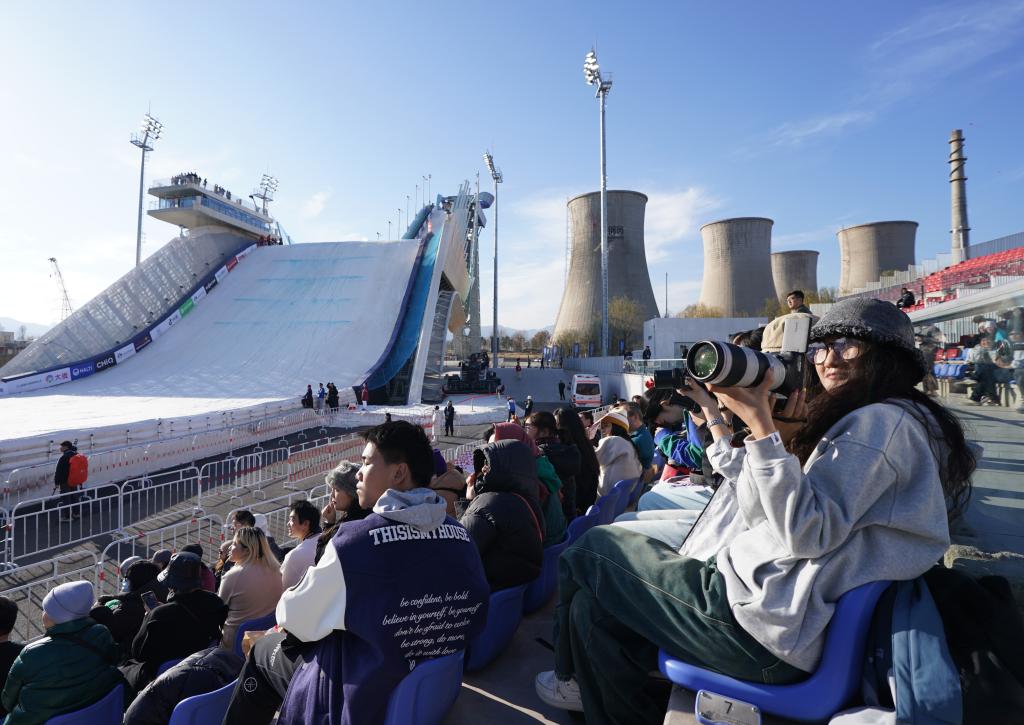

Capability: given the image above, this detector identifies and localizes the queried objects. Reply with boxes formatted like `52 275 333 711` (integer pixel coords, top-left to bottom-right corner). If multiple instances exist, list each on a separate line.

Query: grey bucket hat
810 298 927 376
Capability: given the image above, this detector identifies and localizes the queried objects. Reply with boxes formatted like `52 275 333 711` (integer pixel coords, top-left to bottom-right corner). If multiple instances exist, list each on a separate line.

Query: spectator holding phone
90 560 163 658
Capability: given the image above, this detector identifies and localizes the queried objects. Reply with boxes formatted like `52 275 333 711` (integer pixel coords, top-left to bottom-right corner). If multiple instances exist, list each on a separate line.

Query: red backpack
68 453 88 487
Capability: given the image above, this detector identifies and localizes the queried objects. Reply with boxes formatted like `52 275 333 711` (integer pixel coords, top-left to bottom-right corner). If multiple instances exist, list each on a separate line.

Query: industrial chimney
771 250 819 302
552 191 660 345
837 221 917 296
949 129 970 264
697 217 776 317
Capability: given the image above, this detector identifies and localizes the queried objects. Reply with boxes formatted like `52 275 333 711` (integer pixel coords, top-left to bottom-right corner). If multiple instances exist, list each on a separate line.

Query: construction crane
48 257 74 321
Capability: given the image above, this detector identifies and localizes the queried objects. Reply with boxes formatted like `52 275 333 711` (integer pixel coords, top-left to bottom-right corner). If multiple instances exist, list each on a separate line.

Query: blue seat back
594 492 620 525
465 584 528 671
232 611 277 657
523 533 571 614
383 651 464 725
46 684 124 725
658 581 890 722
612 479 634 517
168 679 237 725
933 363 943 378
566 506 600 544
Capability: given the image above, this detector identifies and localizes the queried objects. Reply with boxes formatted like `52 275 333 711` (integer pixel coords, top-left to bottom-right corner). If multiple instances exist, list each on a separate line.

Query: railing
2 561 100 642
563 357 685 376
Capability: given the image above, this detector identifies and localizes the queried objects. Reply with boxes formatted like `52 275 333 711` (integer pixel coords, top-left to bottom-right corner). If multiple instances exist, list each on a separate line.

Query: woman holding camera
535 298 975 724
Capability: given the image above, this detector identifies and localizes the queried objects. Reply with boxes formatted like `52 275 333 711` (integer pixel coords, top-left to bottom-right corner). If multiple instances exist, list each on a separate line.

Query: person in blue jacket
222 421 490 725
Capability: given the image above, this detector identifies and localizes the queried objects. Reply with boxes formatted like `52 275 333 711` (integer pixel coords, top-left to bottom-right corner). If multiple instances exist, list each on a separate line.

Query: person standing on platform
361 383 370 411
315 384 325 411
558 380 566 401
523 395 534 420
431 406 443 442
444 400 456 437
506 396 517 422
53 441 81 521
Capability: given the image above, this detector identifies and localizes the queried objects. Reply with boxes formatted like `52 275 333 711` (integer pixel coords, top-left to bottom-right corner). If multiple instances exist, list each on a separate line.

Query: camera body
684 316 811 396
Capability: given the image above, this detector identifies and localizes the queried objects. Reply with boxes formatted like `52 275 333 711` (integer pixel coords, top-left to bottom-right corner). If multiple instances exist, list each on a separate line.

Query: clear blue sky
1 1 1022 330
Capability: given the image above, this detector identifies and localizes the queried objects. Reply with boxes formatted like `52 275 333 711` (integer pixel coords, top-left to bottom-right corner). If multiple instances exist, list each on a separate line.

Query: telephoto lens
686 341 804 395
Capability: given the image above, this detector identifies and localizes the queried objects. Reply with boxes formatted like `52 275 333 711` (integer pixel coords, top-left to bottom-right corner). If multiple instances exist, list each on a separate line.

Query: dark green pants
554 526 806 725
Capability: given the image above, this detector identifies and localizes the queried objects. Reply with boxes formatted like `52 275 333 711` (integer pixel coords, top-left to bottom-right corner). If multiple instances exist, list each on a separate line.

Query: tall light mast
483 151 502 359
48 257 74 321
129 113 163 267
584 49 612 356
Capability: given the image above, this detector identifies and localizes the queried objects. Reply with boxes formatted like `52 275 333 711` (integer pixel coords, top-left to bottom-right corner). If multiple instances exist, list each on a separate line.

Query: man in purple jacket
222 421 489 725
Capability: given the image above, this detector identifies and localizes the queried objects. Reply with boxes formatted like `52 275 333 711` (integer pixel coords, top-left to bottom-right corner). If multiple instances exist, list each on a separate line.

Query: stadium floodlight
583 49 613 356
483 151 503 359
252 174 279 215
130 112 163 267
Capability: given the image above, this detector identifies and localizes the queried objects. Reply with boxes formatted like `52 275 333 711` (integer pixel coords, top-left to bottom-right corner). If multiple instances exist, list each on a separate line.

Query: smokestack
697 217 776 317
552 191 660 345
837 221 917 296
949 129 970 264
771 250 819 302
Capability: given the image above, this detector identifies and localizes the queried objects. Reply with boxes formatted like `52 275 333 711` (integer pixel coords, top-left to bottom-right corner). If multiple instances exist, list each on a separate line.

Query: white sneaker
534 670 584 712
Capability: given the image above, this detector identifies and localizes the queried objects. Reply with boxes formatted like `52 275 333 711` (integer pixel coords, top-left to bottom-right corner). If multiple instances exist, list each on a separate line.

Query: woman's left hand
707 372 777 440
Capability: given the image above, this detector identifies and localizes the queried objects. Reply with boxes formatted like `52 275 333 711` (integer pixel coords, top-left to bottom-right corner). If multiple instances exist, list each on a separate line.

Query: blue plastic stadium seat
612 479 635 517
566 506 601 544
523 532 571 614
232 611 277 658
658 581 890 723
46 683 124 724
157 657 184 676
628 477 645 507
168 679 236 725
384 651 465 725
594 491 620 525
465 584 528 671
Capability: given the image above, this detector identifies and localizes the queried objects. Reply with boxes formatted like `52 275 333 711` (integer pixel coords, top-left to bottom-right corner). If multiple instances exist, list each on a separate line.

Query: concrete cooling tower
697 217 776 317
837 221 917 296
771 250 819 302
552 191 660 342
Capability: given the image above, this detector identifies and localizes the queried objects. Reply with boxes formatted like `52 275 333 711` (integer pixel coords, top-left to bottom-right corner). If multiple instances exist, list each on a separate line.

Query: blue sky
1 1 1022 330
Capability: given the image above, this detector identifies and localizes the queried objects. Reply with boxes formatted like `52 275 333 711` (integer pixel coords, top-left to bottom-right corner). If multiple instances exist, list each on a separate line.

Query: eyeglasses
806 337 863 364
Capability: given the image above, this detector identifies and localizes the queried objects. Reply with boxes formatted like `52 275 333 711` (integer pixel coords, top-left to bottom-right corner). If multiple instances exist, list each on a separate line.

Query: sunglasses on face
806 338 863 364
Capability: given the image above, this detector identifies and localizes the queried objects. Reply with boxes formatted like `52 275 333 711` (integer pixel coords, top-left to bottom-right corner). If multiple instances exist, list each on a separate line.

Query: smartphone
140 591 160 610
694 690 761 725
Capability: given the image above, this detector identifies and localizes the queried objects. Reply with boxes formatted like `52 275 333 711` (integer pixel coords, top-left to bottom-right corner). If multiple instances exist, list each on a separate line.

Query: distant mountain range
480 324 554 338
0 317 53 339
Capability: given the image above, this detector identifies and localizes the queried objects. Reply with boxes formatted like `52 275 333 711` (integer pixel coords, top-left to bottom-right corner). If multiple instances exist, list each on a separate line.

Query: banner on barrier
70 362 95 380
179 298 195 317
225 256 238 271
236 244 257 259
133 332 152 354
2 367 72 394
149 309 181 341
115 342 136 364
94 354 117 372
214 266 228 283
191 286 206 305
205 277 218 293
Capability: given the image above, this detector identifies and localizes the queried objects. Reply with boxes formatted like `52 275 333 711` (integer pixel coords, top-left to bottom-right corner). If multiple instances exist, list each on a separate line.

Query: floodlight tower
251 174 279 215
483 151 503 358
584 49 613 356
129 113 163 267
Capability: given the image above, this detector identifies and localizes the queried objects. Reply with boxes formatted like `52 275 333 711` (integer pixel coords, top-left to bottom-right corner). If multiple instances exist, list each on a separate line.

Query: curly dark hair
790 339 974 521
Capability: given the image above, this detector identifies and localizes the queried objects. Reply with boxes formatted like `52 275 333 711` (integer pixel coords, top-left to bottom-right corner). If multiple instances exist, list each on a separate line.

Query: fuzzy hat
810 298 927 375
595 409 631 433
325 460 359 498
43 581 95 625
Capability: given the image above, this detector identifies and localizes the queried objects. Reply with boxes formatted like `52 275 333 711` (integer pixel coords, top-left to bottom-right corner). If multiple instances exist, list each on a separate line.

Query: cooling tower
552 191 660 344
837 221 917 296
697 217 776 317
771 250 819 302
949 129 970 264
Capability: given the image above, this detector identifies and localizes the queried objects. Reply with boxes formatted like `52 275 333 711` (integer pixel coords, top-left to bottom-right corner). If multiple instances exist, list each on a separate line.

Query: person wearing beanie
536 298 977 723
91 560 164 657
592 409 643 498
52 441 80 522
2 581 121 724
120 553 228 696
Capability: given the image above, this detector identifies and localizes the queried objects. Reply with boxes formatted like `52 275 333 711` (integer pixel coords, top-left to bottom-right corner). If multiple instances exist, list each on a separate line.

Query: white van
570 374 602 408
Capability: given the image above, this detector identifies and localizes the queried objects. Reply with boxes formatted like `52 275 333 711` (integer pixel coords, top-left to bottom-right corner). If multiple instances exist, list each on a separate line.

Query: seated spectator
218 527 283 649
490 422 566 546
2 582 121 723
592 410 643 497
231 510 285 562
123 645 243 725
91 560 163 657
152 549 172 572
967 336 1007 405
457 441 544 591
280 500 322 589
430 462 468 519
526 411 580 522
555 408 600 514
181 544 217 592
121 553 227 695
896 287 915 309
535 299 976 723
620 402 655 475
0 597 25 719
222 420 489 724
317 461 372 563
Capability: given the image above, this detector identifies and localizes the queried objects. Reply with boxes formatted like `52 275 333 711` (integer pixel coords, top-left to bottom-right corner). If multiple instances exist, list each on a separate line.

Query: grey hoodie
700 400 952 672
373 488 448 531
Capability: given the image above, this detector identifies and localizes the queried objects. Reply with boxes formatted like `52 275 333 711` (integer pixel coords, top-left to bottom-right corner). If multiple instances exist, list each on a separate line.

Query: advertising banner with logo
225 256 238 271
133 332 152 354
149 309 181 341
179 298 195 317
4 368 73 394
94 354 117 372
205 277 219 293
115 342 137 364
70 362 95 380
236 243 257 259
190 287 206 305
214 266 228 284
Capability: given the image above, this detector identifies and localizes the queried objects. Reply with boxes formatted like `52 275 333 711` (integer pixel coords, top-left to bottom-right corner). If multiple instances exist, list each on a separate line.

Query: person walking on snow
506 396 517 422
361 383 369 411
431 406 443 442
444 400 456 437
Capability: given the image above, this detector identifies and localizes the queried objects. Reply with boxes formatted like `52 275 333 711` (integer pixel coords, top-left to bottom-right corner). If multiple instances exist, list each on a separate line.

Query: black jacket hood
477 440 541 500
